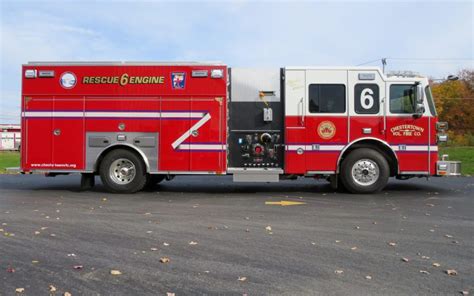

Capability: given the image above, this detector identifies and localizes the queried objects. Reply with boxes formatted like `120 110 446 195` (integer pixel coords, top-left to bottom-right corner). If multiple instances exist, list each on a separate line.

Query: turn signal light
436 122 449 131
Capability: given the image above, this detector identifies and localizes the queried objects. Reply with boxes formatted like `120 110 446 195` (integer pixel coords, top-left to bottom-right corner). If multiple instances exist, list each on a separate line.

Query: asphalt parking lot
0 175 473 296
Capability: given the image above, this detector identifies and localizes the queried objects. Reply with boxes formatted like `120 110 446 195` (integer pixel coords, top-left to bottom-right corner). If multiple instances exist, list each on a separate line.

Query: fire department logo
171 72 186 89
59 72 77 89
317 121 336 140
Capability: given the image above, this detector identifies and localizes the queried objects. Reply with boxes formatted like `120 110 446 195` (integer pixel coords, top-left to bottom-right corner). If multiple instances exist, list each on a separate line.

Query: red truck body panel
21 64 227 173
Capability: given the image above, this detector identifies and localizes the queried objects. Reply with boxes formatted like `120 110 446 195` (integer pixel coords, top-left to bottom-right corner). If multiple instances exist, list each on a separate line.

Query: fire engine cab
20 62 461 194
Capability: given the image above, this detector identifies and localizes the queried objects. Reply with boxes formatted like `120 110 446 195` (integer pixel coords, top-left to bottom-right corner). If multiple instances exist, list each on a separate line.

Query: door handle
53 129 61 136
299 97 305 126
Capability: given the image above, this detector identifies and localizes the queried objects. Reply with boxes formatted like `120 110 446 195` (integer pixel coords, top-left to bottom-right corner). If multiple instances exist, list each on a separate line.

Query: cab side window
308 84 346 113
390 84 415 114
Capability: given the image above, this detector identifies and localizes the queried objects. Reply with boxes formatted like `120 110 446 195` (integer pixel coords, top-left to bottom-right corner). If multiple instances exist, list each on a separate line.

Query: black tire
340 148 389 194
99 149 147 193
144 174 165 189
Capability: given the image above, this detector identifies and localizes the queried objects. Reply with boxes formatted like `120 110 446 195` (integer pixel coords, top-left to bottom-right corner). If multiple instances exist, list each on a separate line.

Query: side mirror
416 84 424 104
414 103 425 118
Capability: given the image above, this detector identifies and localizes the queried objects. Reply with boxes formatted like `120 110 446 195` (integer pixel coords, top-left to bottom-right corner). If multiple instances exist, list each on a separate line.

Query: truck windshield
425 86 437 116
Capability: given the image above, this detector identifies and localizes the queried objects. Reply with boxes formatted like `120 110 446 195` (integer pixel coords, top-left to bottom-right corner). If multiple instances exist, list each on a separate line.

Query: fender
336 137 399 174
94 143 151 173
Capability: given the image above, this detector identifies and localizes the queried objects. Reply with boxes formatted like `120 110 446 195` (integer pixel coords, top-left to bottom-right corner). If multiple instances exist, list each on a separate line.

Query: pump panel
228 68 284 169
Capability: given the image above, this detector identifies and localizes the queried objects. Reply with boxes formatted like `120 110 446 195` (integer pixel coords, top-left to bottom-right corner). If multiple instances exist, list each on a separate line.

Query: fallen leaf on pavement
150 248 158 251
419 270 430 275
238 276 247 282
335 270 344 274
265 226 272 232
433 262 441 267
365 275 372 280
421 256 430 259
73 265 83 270
110 270 122 275
34 231 41 235
160 257 170 263
426 203 435 207
189 241 198 245
388 242 397 246
460 291 469 295
64 292 72 296
15 288 25 294
167 293 175 296
49 285 57 293
401 257 410 262
354 226 360 229
351 247 357 250
445 234 454 238
446 269 458 276
163 242 170 246
32 260 39 264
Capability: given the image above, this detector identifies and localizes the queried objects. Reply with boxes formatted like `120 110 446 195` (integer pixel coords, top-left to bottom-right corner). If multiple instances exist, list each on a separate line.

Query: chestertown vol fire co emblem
317 121 336 139
390 124 424 137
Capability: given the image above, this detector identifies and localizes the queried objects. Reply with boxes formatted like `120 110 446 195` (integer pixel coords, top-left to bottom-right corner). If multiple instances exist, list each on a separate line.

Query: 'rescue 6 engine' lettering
82 73 165 86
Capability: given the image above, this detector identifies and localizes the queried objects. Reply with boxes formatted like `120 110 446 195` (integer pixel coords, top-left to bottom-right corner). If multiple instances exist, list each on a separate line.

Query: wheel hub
109 158 136 185
351 159 379 186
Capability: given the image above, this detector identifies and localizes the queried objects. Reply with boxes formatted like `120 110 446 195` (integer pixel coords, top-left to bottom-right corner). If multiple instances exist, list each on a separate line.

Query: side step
228 168 283 183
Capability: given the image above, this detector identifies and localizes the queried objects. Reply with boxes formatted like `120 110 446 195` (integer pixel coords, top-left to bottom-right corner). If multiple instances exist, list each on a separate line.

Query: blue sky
1 0 472 123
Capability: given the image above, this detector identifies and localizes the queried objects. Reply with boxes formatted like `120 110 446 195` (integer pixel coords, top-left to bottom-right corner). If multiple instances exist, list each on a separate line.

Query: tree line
431 69 474 146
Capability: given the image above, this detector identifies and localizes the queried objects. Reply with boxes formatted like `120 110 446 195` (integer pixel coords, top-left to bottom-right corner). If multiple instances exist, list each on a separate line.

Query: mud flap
80 173 95 191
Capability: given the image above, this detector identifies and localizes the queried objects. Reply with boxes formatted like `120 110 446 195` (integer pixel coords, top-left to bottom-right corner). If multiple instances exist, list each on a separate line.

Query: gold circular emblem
317 121 336 140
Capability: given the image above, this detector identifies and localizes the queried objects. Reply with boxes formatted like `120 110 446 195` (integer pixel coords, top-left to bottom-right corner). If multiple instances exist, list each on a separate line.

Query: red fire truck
20 62 460 193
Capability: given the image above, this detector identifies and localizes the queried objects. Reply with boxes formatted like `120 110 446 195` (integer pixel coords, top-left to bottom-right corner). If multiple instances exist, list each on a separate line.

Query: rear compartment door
22 96 53 170
159 98 191 171
189 97 225 172
52 96 85 170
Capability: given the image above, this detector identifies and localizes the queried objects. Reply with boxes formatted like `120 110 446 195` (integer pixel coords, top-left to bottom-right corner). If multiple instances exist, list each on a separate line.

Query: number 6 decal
355 84 379 114
361 88 374 109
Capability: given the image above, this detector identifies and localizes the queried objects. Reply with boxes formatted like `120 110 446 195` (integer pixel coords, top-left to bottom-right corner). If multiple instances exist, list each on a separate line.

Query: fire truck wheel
340 148 389 194
99 149 147 193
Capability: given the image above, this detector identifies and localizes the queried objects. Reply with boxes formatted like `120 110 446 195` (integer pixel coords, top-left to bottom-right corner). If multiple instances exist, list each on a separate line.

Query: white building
0 124 21 151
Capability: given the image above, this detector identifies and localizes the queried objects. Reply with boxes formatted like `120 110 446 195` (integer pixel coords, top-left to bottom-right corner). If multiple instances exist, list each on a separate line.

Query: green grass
439 146 474 176
0 151 20 173
1 147 473 175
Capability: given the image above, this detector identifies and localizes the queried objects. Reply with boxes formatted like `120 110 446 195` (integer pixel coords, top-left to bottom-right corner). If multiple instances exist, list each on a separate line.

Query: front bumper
436 160 461 176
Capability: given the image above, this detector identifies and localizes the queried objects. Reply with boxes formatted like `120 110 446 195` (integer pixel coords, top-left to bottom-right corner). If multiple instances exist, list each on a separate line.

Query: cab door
385 83 430 173
304 70 348 173
348 70 386 142
284 69 306 174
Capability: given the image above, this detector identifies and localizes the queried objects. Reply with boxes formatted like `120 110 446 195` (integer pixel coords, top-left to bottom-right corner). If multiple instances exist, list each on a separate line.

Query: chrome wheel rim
109 158 136 185
351 159 379 186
